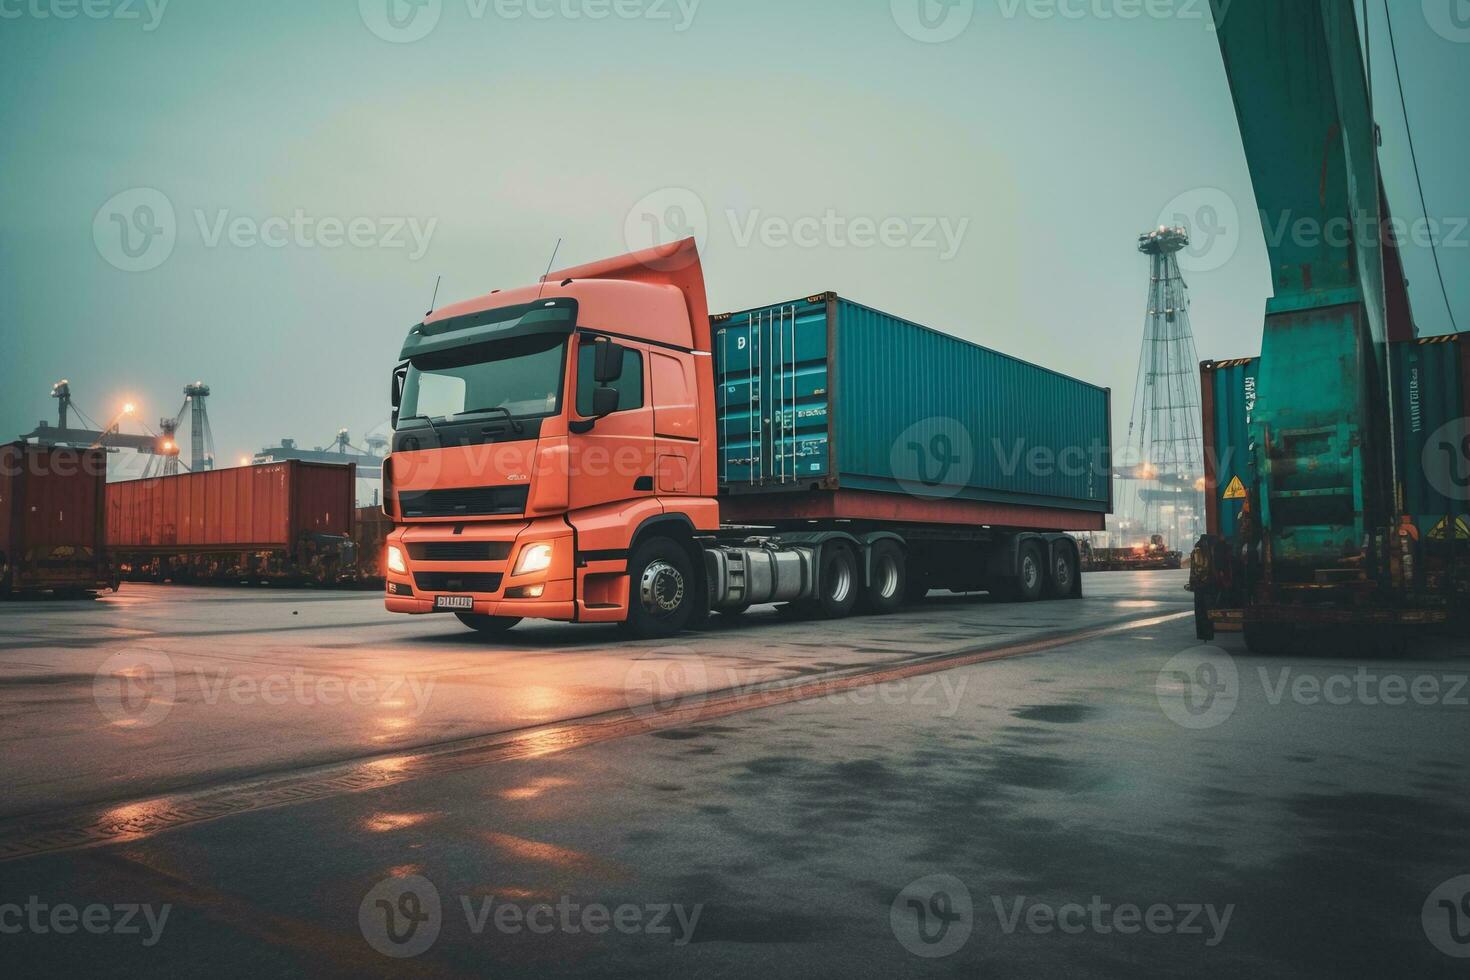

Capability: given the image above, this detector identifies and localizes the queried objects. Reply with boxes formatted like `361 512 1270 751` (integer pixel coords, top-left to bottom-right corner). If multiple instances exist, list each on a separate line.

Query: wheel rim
875 556 900 599
827 557 853 604
639 560 686 617
1022 556 1040 592
1054 556 1071 590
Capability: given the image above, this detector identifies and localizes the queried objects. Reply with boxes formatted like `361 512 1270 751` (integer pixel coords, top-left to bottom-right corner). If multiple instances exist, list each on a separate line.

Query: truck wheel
1004 542 1045 602
1044 545 1078 599
456 613 522 634
811 543 859 619
861 541 906 615
623 537 697 638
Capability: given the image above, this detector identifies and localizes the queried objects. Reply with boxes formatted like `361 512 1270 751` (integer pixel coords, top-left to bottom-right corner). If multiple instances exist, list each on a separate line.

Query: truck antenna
426 275 441 318
535 238 563 300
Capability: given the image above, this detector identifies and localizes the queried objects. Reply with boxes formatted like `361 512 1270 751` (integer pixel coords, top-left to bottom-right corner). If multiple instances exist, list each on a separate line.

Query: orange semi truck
383 240 1112 637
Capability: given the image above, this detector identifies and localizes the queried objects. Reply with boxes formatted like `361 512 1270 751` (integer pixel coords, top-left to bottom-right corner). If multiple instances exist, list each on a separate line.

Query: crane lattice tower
1123 226 1205 551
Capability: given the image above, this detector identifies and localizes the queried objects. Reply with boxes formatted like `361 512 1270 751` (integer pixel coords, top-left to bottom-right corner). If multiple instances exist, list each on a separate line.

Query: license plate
434 595 474 611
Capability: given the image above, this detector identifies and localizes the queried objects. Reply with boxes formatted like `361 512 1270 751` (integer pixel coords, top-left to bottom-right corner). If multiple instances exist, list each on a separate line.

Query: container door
714 298 831 489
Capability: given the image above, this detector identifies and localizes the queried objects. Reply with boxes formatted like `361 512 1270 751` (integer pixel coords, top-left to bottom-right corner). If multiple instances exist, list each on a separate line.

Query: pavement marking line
0 609 1191 862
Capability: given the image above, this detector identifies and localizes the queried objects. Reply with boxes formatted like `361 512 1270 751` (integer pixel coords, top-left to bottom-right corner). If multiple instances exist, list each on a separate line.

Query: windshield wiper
400 415 446 446
463 406 525 434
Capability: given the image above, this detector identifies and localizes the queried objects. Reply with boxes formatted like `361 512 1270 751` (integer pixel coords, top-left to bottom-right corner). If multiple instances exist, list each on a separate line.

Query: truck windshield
400 335 567 422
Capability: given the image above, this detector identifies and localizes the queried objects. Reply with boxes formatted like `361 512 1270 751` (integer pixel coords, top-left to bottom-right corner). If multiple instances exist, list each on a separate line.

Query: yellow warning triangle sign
1222 476 1248 500
1428 516 1470 541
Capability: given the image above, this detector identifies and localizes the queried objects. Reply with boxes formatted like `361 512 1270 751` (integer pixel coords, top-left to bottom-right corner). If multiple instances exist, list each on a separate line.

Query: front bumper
383 517 576 620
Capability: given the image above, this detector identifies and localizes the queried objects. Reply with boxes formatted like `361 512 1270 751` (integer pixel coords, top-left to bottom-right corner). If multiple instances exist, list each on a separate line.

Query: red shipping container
0 442 113 594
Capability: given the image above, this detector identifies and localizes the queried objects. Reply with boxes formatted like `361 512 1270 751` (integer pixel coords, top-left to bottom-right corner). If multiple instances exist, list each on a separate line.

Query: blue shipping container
712 293 1111 515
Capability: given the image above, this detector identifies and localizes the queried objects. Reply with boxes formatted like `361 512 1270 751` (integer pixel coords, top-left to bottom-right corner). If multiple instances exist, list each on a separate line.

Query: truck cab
384 240 720 636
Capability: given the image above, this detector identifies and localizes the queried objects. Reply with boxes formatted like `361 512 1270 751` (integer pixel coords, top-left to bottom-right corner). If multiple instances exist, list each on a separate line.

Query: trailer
107 461 357 584
0 442 116 596
382 239 1112 637
348 505 394 583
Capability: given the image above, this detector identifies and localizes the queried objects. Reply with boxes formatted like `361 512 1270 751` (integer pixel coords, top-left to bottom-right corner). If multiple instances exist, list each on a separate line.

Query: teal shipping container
1393 334 1470 541
1200 357 1261 540
711 293 1111 520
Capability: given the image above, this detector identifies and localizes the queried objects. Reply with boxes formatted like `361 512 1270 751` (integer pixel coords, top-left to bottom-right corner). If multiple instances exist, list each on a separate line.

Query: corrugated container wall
107 462 354 551
1393 334 1470 539
713 294 1111 516
1200 358 1261 539
1 443 108 559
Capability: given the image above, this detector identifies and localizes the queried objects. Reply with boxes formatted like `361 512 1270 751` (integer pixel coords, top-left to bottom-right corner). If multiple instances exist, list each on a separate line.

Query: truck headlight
512 542 554 576
387 545 407 575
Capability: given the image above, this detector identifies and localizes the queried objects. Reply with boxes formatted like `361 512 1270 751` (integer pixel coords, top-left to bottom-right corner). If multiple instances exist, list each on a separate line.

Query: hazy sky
2 0 1466 479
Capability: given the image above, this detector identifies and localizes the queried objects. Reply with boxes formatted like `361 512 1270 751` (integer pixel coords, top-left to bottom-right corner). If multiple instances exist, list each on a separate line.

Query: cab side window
577 344 644 416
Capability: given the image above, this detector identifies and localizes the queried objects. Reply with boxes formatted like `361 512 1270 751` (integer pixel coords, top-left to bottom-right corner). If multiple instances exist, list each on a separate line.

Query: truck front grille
408 541 513 562
396 485 529 519
413 572 504 593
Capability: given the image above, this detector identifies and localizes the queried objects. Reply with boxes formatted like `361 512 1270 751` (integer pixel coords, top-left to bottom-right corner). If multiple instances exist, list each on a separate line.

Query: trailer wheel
1003 542 1045 602
456 613 522 634
1044 545 1078 599
861 541 906 615
622 537 697 638
1193 592 1216 641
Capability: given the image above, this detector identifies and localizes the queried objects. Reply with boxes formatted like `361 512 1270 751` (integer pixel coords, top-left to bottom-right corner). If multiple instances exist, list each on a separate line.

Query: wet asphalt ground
1 571 1468 977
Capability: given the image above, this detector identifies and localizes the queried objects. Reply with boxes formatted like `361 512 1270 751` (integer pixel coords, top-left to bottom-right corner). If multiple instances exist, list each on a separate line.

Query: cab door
567 336 656 512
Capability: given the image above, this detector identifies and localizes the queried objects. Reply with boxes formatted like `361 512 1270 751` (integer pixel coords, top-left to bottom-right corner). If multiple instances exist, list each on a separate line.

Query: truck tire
1003 541 1045 602
861 540 906 615
1044 545 1078 599
457 613 522 634
793 543 859 620
623 537 698 638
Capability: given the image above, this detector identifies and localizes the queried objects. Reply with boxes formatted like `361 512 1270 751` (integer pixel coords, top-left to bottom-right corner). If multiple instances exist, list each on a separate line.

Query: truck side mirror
594 338 625 384
390 365 407 428
591 385 619 419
